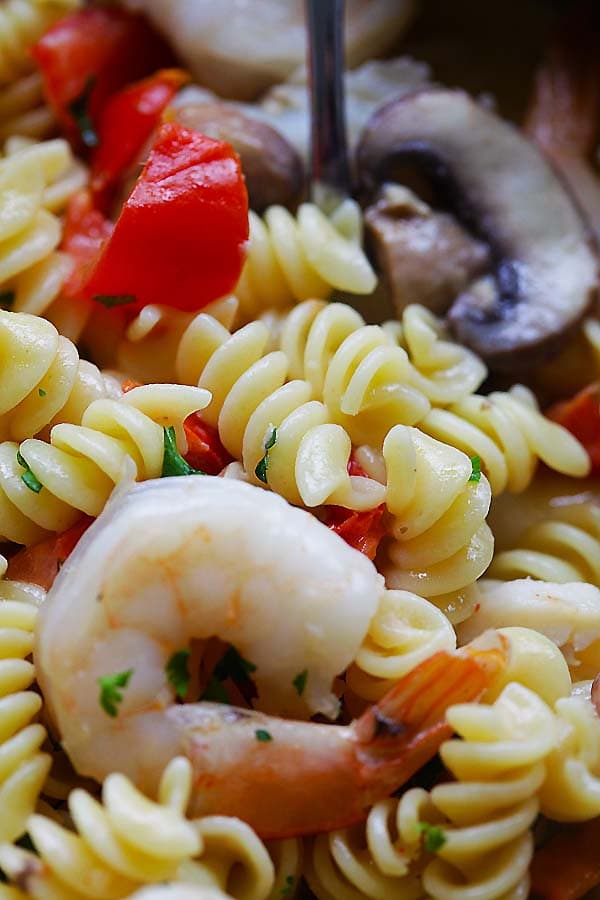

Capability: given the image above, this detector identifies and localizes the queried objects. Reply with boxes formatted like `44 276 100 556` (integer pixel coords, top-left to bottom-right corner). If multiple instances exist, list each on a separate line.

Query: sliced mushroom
365 183 490 316
169 101 304 212
357 89 599 370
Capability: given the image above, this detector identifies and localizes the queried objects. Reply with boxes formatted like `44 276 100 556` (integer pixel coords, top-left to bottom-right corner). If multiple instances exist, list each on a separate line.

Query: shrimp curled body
36 477 383 787
35 476 506 839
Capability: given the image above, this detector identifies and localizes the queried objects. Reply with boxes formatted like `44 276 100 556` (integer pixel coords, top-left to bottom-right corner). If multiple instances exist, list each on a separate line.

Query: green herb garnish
16 451 43 493
214 646 256 682
292 669 308 696
93 294 137 309
0 290 15 309
468 455 482 483
255 729 273 743
200 676 231 704
68 76 99 147
280 875 295 896
255 425 277 484
418 822 447 853
166 649 190 699
162 426 205 477
98 669 133 718
38 388 46 397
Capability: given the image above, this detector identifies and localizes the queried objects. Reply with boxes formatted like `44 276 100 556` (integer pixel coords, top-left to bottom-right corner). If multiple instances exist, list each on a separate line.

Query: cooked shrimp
36 476 506 838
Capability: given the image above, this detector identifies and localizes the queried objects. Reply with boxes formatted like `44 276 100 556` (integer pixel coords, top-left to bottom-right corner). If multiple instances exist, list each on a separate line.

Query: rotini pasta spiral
419 385 590 495
277 300 430 447
357 425 493 620
0 555 50 842
0 138 88 336
0 73 55 144
487 500 600 585
184 313 385 510
346 588 456 703
0 0 80 86
422 683 557 900
0 383 210 545
539 691 600 822
235 200 377 323
0 309 116 442
304 787 430 900
381 305 487 405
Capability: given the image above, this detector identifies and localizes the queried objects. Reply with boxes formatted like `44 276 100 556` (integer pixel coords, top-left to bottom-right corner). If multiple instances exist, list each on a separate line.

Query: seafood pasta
0 1 599 899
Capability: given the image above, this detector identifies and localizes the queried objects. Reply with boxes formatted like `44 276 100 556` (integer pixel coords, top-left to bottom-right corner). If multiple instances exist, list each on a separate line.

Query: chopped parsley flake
280 875 295 895
166 649 190 699
292 669 308 696
162 426 205 477
16 451 43 493
418 822 447 853
68 76 99 147
255 425 277 484
93 294 137 309
200 676 231 704
0 290 15 308
468 455 482 483
214 646 256 682
98 669 133 718
255 729 273 742
38 388 46 397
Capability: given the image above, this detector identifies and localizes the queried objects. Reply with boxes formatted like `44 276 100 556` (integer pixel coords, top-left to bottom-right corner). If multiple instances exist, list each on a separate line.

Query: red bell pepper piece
31 7 173 148
183 413 233 475
82 122 249 313
91 69 189 210
7 517 93 591
547 382 600 472
61 190 114 300
530 818 600 899
322 455 387 560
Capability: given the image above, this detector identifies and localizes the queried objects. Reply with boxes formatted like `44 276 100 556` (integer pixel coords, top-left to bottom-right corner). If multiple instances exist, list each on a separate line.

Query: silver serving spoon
305 0 351 212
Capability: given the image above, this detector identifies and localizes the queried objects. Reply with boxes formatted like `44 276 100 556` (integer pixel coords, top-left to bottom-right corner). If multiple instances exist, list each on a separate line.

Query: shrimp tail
353 634 508 797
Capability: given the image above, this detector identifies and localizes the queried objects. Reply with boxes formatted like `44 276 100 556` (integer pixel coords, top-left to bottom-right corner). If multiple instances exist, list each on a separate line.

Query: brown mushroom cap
357 89 599 371
171 101 304 212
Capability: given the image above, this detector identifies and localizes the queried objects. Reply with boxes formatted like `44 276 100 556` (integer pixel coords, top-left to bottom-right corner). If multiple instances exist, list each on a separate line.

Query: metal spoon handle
305 0 351 209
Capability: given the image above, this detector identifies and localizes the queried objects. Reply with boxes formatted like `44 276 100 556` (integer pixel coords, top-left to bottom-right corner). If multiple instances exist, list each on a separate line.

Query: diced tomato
7 517 93 590
91 69 189 211
61 190 114 300
547 382 600 472
183 413 233 475
530 818 600 900
31 7 174 148
324 504 387 560
82 122 249 313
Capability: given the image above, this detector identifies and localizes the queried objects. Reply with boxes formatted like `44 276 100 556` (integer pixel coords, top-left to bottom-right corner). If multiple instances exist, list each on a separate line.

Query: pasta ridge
0 555 49 843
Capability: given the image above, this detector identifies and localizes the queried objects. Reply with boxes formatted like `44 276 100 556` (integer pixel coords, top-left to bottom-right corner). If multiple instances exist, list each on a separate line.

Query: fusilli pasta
487 499 600 585
422 683 557 900
0 384 210 544
539 690 600 822
381 305 487 405
189 313 385 510
0 73 55 144
419 385 590 495
0 310 116 442
277 300 430 447
357 425 493 621
347 588 456 703
0 555 50 842
304 787 429 899
235 200 376 323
